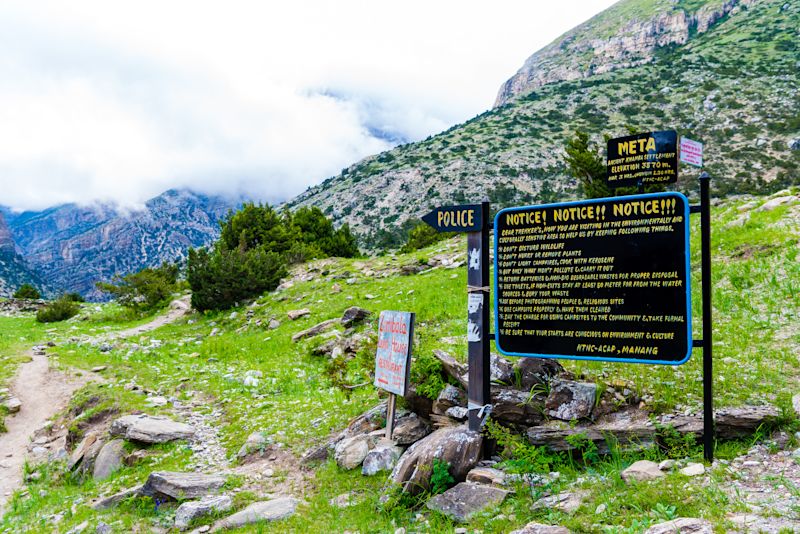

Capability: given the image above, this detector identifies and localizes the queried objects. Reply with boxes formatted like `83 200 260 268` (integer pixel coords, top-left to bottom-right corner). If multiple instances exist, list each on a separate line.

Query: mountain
0 213 44 298
4 189 239 300
289 0 799 248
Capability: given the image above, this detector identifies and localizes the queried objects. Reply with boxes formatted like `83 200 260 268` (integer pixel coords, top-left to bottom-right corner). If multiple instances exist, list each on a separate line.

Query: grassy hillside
0 191 798 532
290 0 799 249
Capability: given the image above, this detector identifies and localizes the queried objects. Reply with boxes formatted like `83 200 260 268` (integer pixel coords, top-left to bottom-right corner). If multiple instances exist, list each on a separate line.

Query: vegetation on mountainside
12 284 40 300
1 193 797 533
289 0 800 249
97 263 181 313
188 204 360 311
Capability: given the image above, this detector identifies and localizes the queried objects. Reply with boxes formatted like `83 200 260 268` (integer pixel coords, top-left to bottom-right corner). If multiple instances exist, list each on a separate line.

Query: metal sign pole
700 172 714 462
467 201 491 433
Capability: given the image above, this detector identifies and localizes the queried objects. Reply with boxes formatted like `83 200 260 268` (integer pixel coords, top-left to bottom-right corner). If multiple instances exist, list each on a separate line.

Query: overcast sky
0 0 617 211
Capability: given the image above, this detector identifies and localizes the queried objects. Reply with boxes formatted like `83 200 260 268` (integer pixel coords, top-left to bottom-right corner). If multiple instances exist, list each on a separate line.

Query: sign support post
385 393 397 440
467 201 491 433
700 171 714 462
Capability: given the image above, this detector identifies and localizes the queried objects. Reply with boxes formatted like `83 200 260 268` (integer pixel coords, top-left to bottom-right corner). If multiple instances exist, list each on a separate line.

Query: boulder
403 386 434 419
286 309 310 320
509 523 571 534
211 497 298 531
432 350 468 388
110 414 195 444
175 495 233 530
621 460 664 483
237 432 269 459
534 491 586 514
362 441 403 476
514 358 564 390
490 353 515 384
426 482 508 522
492 387 545 426
291 319 339 342
74 438 105 479
757 195 797 212
644 518 712 534
432 384 466 415
340 403 387 439
545 380 596 421
392 413 432 445
466 467 506 486
679 462 705 477
69 432 100 470
390 426 482 494
334 435 371 470
141 471 226 500
4 397 21 414
91 485 145 510
341 306 372 327
92 439 125 481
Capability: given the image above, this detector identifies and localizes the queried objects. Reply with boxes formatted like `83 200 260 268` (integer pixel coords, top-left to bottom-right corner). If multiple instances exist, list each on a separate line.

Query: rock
679 462 705 477
362 441 403 475
175 495 233 530
790 138 800 151
110 414 195 444
211 497 298 531
534 491 586 514
426 482 508 522
621 460 664 483
4 396 21 413
644 518 712 533
66 521 89 534
432 350 469 388
91 485 144 510
757 195 797 212
403 386 434 419
237 432 268 459
287 309 310 320
146 396 168 407
545 380 596 421
91 366 107 373
291 319 339 342
466 466 506 486
390 426 482 494
341 306 371 327
69 431 101 470
334 435 371 470
331 283 342 293
514 358 564 390
658 459 676 471
92 439 125 481
490 353 515 384
364 294 377 300
492 387 545 426
95 522 112 534
141 471 226 500
432 384 466 415
268 319 281 329
392 413 432 445
509 523 570 534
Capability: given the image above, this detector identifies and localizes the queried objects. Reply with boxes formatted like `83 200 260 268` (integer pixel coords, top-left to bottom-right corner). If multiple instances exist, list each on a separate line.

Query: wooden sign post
374 311 415 440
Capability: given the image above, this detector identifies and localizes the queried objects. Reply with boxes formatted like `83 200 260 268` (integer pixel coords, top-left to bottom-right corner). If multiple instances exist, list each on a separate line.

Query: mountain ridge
288 0 799 248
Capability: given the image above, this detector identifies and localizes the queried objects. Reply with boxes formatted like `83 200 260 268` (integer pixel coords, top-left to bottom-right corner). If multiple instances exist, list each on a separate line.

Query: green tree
13 284 40 300
219 203 292 254
563 130 611 199
96 262 179 312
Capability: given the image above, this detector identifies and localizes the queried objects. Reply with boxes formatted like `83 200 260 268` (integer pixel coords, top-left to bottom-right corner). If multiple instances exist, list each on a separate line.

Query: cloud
0 0 617 211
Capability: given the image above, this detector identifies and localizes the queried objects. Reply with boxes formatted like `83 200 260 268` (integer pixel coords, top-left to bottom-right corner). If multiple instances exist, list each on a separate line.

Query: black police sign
422 204 482 233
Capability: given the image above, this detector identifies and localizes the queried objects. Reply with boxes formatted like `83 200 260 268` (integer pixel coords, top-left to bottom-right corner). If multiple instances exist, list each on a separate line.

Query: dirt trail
0 296 191 517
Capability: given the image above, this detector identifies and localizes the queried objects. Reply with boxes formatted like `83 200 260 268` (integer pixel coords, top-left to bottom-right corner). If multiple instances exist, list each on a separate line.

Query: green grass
0 194 798 532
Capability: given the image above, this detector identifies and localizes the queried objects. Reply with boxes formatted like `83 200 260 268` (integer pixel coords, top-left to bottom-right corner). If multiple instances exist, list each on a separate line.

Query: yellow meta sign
422 204 483 233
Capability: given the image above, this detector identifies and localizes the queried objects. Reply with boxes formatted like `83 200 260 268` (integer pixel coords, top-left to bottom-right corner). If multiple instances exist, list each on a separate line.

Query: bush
96 263 179 312
36 296 80 323
62 292 85 303
13 284 40 300
187 247 286 312
400 223 446 253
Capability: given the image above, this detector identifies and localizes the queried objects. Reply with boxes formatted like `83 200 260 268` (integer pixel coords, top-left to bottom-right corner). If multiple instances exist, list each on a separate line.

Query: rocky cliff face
5 189 239 300
0 213 43 297
495 0 754 106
